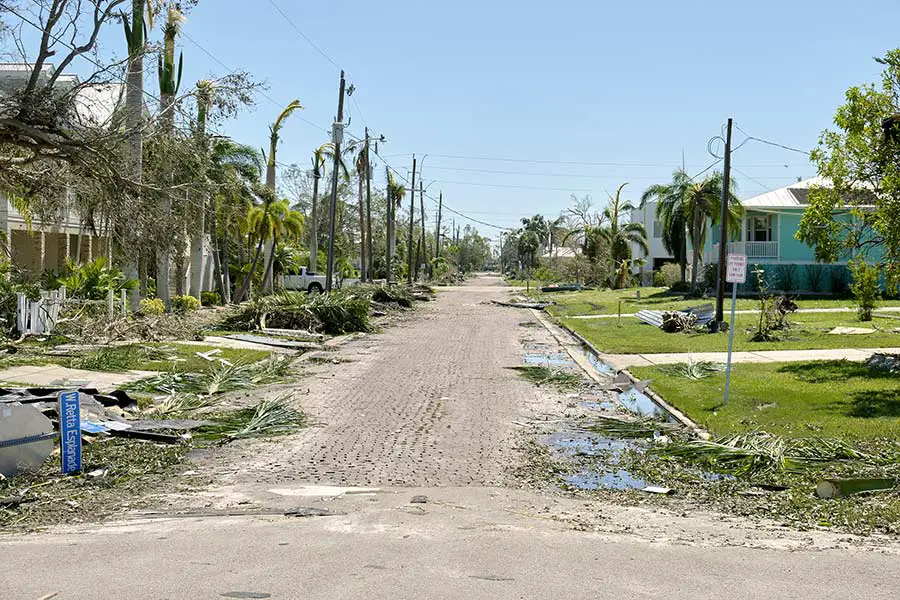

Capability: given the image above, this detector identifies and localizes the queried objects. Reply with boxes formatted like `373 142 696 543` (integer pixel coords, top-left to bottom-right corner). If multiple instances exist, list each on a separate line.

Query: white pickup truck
282 267 327 293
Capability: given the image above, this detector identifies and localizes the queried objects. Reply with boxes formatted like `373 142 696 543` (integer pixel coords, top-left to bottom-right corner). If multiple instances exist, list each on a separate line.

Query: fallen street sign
726 253 747 284
58 391 82 474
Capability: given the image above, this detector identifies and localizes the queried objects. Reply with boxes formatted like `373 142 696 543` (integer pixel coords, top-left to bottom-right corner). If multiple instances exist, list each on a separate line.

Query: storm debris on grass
661 359 727 381
126 355 293 397
867 353 900 374
194 396 306 442
510 365 581 389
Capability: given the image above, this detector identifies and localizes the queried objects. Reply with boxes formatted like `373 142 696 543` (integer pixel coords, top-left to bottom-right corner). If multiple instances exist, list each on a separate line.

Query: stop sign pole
724 253 747 405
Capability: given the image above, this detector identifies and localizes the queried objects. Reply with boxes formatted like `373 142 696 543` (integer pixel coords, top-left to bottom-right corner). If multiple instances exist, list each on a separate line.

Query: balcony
709 241 779 261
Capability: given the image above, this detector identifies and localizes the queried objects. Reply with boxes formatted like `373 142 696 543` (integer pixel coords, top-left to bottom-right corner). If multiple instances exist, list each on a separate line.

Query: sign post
724 254 747 405
58 391 82 474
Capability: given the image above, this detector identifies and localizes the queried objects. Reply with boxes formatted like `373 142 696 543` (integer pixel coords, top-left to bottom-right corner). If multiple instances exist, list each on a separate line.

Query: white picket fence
15 287 128 335
16 287 66 335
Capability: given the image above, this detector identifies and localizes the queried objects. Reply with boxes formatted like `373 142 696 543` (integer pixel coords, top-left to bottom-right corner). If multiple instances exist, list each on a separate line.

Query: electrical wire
265 0 341 71
734 124 811 156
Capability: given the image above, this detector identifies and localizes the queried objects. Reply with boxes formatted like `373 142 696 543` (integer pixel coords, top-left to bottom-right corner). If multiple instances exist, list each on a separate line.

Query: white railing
711 241 779 260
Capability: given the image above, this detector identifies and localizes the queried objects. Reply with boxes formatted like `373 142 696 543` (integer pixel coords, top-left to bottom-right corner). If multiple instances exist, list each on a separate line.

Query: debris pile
867 352 900 374
636 303 714 332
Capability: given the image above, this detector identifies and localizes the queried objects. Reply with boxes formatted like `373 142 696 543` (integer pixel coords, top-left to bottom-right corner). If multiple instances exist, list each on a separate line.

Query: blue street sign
58 391 82 474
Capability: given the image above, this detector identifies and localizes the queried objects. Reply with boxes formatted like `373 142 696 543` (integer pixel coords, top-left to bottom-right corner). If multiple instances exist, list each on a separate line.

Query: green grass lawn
631 361 900 439
541 287 900 317
563 311 900 354
0 343 272 374
73 343 272 372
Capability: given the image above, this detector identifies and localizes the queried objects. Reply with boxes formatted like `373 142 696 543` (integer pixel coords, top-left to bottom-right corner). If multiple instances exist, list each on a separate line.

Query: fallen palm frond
654 432 870 476
583 415 682 439
511 365 581 388
148 392 218 416
196 396 306 441
662 359 727 380
370 284 414 307
224 289 371 334
73 343 170 372
127 355 293 396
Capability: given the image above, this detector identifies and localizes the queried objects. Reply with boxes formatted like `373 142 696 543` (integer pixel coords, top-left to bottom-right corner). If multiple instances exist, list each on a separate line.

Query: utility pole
407 156 416 284
385 165 393 284
714 118 734 326
364 128 374 282
310 154 321 273
434 192 443 259
325 71 346 292
418 179 427 279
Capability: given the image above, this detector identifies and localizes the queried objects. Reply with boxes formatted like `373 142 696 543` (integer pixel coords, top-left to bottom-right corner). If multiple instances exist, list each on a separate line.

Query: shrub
701 263 719 292
171 295 201 313
669 281 691 294
140 298 166 316
55 257 137 300
849 259 880 321
775 264 798 293
201 291 222 306
805 264 824 293
653 263 681 287
532 266 560 283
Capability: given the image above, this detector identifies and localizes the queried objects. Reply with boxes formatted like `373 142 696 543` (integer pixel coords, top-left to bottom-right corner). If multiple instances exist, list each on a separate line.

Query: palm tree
207 138 263 302
354 146 368 281
641 170 691 283
386 173 405 279
262 100 303 294
156 2 185 304
682 173 741 292
122 0 153 310
597 184 648 288
189 79 213 301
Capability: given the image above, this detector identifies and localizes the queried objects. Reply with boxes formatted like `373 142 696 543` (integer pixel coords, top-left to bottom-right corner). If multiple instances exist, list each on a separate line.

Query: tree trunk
309 172 319 273
209 198 227 302
365 165 374 281
357 175 366 281
123 0 145 312
679 232 687 283
235 202 272 303
261 163 277 293
221 227 232 303
690 211 701 292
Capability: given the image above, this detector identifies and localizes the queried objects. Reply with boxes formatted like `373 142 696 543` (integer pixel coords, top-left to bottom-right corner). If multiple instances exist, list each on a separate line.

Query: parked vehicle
282 267 327 293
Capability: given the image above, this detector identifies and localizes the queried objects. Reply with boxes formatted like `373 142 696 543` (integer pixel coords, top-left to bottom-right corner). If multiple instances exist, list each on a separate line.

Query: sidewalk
568 306 900 320
602 346 900 369
0 364 156 388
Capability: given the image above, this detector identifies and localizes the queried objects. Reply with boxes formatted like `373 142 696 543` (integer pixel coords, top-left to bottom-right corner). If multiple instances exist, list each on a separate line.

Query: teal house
704 177 867 294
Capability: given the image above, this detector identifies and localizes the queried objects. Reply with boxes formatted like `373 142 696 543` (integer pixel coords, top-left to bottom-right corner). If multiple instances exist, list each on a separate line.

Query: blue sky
23 0 900 237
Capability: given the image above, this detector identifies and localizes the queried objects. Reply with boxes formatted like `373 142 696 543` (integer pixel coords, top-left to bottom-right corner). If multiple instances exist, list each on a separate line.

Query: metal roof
741 177 831 208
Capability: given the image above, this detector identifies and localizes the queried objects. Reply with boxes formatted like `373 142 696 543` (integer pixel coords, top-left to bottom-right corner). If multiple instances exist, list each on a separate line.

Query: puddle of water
566 468 649 491
523 352 571 366
618 387 674 421
544 431 632 457
578 400 617 411
585 352 615 374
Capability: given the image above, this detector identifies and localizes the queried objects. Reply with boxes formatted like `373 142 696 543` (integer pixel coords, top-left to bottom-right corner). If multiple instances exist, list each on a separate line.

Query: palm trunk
156 92 175 306
365 165 374 281
690 211 701 292
123 0 145 312
236 202 272 303
262 163 277 293
679 232 687 283
357 175 366 281
309 171 319 272
190 96 211 301
209 198 227 302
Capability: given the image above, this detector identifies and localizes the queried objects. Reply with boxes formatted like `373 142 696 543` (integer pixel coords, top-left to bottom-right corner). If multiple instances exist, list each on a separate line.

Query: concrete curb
530 309 707 436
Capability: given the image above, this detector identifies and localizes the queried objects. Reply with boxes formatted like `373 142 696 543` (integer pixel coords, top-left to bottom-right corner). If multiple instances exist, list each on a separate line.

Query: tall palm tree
122 0 153 310
354 146 368 281
681 173 741 292
386 173 405 278
308 143 349 273
597 183 648 288
156 2 185 304
189 79 213 301
262 100 303 293
641 169 692 283
207 138 263 302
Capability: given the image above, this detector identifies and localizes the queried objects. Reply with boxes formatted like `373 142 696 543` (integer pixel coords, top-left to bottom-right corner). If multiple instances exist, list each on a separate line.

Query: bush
140 298 166 316
701 263 718 292
849 259 880 321
775 264 798 293
201 291 222 306
532 266 559 283
805 264 824 293
653 263 681 287
171 295 201 313
55 257 137 300
669 281 691 294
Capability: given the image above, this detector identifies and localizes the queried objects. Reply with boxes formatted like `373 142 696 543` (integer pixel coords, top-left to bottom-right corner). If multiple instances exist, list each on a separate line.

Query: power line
415 152 808 169
266 0 341 70
180 30 329 135
429 180 597 193
734 124 811 156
